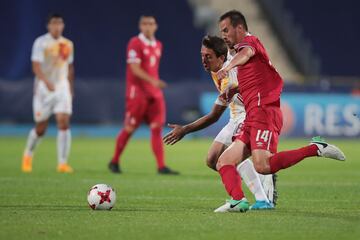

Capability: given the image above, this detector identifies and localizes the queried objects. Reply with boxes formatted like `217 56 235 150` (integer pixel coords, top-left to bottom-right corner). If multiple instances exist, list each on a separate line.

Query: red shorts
124 93 165 128
234 105 283 153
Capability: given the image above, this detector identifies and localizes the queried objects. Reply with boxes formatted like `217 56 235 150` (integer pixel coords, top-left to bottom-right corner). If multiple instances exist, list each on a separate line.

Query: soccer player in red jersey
164 36 276 211
214 10 345 212
109 15 178 175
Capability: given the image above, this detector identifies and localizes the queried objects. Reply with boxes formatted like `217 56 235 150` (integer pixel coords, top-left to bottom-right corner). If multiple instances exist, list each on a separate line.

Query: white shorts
214 119 243 146
33 82 72 122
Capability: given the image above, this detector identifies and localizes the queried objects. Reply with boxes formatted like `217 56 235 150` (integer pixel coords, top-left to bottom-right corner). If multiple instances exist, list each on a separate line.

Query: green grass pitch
0 137 359 240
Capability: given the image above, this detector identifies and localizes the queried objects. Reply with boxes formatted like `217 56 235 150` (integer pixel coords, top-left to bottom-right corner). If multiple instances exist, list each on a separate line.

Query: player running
214 10 345 212
164 35 276 211
22 13 74 173
108 15 178 175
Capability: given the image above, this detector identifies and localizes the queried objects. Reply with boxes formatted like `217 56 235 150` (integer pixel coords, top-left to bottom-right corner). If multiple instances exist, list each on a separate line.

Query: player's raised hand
216 66 229 80
163 123 186 145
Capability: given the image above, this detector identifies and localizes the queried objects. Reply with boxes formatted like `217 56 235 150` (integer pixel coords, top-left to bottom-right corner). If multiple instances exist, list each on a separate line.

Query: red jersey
126 33 163 98
234 34 283 111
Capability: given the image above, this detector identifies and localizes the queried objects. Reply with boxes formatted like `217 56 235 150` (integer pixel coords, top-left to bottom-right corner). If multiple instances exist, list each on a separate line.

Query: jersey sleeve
234 37 256 55
31 38 44 62
215 77 231 107
216 72 239 107
127 39 142 64
221 69 238 92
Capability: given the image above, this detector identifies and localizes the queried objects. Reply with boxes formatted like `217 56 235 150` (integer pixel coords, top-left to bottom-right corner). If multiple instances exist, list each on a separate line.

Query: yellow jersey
210 57 245 122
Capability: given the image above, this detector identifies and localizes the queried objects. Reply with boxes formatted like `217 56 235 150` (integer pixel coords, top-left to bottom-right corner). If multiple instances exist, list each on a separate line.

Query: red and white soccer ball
87 184 116 210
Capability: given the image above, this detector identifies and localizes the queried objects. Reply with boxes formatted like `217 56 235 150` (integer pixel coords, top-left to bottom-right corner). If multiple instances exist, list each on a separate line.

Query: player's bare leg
252 137 345 175
55 113 73 173
150 122 179 175
216 140 249 169
109 124 136 173
22 120 48 172
251 149 273 174
206 141 227 171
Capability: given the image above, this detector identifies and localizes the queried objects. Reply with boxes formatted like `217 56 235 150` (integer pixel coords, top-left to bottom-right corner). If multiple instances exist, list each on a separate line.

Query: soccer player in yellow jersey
164 36 277 211
22 14 74 173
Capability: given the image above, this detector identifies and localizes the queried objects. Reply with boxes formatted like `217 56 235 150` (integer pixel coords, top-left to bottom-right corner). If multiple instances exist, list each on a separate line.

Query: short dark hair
47 13 63 23
219 10 248 31
139 15 157 22
202 35 228 60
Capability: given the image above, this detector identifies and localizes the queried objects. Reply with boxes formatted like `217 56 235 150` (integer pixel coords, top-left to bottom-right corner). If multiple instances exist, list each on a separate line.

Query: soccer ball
87 184 116 210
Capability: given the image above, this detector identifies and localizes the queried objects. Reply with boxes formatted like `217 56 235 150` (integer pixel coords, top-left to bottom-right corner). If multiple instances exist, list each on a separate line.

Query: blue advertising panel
200 93 360 138
281 93 360 138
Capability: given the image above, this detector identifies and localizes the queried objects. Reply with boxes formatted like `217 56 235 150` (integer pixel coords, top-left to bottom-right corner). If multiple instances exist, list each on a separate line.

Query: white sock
257 173 266 183
24 129 41 156
237 159 269 202
259 174 275 203
57 129 71 164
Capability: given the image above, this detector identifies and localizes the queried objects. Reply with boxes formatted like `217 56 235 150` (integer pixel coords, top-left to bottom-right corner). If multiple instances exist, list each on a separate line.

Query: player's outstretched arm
216 47 254 80
163 104 226 145
163 124 187 145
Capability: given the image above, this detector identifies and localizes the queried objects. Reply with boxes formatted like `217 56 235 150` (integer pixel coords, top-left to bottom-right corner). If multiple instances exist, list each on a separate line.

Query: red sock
269 145 318 173
151 127 165 169
219 165 244 200
111 130 131 164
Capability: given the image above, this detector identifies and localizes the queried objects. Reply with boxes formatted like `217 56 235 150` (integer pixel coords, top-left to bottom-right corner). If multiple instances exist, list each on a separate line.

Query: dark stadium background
0 0 359 138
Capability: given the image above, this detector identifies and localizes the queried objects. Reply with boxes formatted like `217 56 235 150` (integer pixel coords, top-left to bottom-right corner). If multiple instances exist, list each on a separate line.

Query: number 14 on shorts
255 129 272 143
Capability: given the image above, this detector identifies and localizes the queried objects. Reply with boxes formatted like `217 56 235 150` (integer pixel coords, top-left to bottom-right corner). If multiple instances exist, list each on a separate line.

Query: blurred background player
22 13 74 173
108 15 178 175
164 36 275 210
